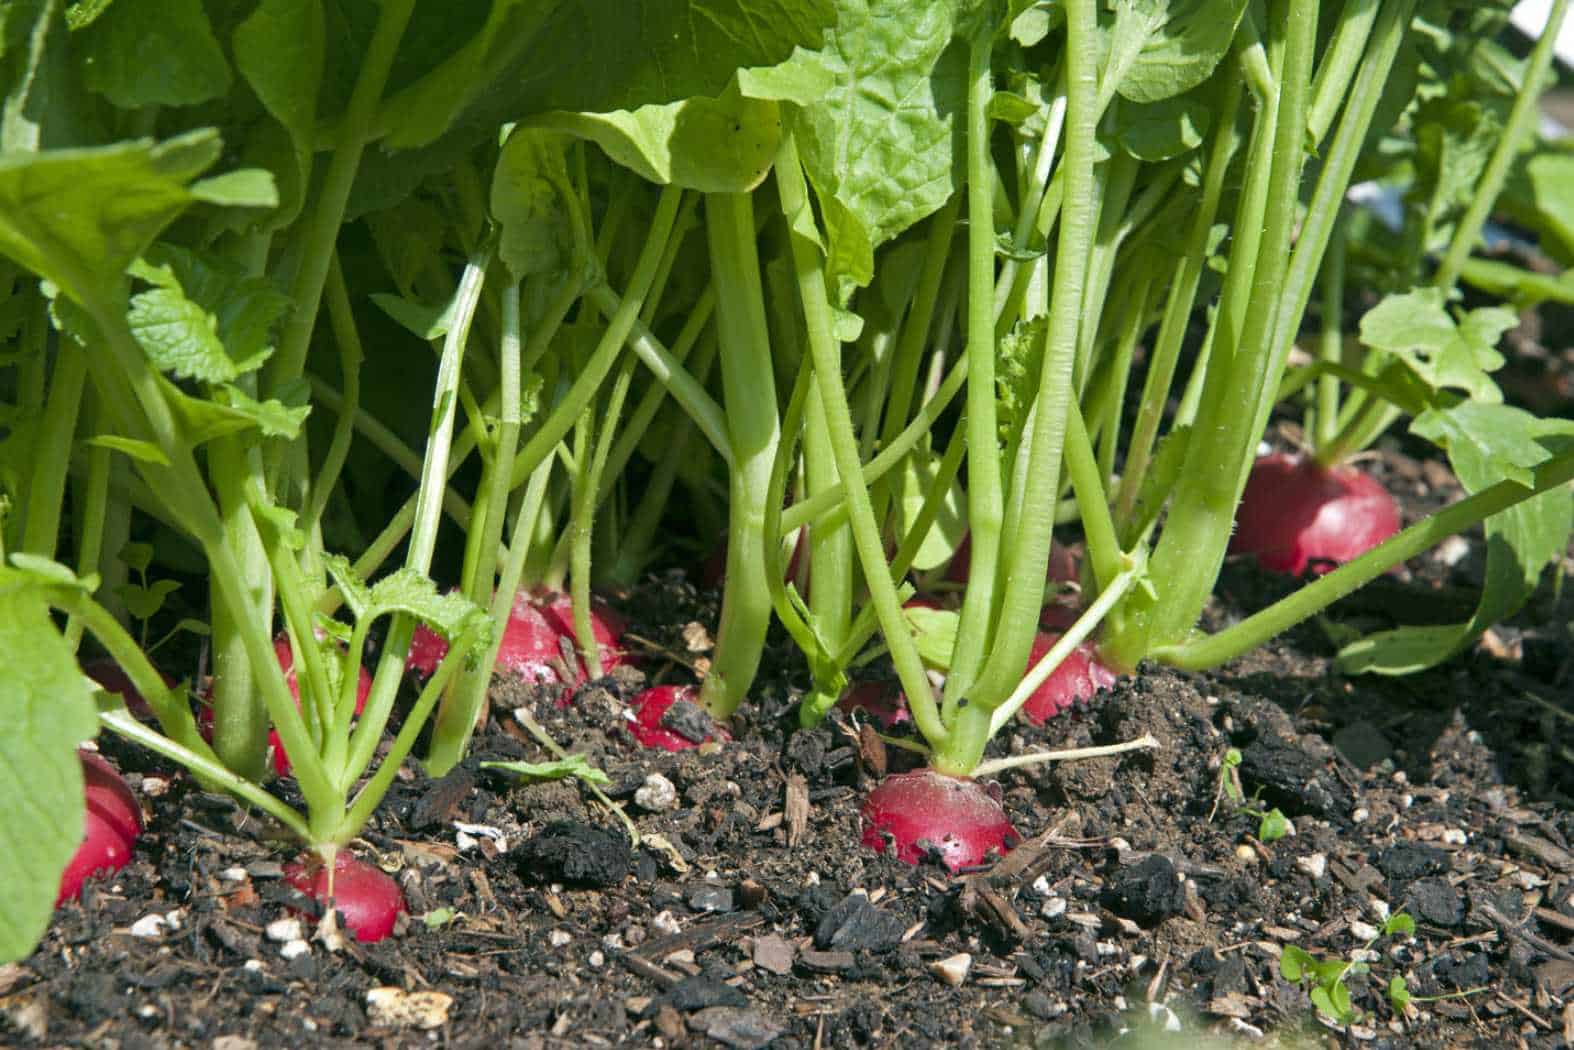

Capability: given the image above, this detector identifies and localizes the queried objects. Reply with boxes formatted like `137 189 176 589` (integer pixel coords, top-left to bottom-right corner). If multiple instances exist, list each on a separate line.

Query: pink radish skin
1018 631 1119 725
1230 453 1401 576
626 685 725 751
283 852 405 943
860 770 1017 871
85 658 175 721
267 636 372 777
836 681 911 729
57 751 142 905
407 589 627 698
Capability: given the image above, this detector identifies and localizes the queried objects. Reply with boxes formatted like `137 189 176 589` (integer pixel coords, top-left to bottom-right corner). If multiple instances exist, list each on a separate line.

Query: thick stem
776 133 946 749
699 191 780 718
952 0 1098 718
945 25 1007 708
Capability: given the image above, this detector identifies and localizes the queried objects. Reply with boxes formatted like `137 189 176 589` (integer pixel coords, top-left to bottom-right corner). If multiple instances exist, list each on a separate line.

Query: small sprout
1257 808 1291 843
481 755 609 786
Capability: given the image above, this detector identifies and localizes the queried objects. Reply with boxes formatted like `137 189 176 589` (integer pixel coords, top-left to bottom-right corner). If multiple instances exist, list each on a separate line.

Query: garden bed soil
7 434 1574 1050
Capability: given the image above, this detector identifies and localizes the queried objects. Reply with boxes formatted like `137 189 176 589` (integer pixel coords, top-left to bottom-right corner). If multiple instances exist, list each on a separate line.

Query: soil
7 429 1574 1050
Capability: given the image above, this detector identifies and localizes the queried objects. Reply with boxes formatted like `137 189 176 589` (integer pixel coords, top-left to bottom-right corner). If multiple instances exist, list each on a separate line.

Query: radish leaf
78 0 230 110
0 568 98 964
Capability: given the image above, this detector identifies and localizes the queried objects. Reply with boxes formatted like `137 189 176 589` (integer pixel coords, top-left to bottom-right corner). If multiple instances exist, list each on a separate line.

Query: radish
283 851 405 943
85 658 174 721
626 685 725 750
1229 453 1401 576
267 636 372 777
57 751 143 904
836 680 911 728
199 635 372 776
860 769 1017 871
1018 630 1119 725
407 588 627 694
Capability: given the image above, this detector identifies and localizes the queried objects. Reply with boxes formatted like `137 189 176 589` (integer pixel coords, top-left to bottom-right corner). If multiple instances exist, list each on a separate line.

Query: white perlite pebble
221 867 249 882
1296 853 1328 880
1350 921 1380 942
930 953 971 987
266 918 304 943
549 929 572 948
280 939 310 961
129 914 168 939
635 773 679 812
652 910 682 936
1041 897 1067 919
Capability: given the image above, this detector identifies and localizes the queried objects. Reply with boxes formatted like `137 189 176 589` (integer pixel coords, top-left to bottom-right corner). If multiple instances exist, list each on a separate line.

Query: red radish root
836 680 911 729
407 589 627 696
1230 453 1401 576
283 852 405 943
626 685 725 751
267 636 372 777
861 770 1017 871
85 658 175 721
57 751 142 904
1019 631 1119 725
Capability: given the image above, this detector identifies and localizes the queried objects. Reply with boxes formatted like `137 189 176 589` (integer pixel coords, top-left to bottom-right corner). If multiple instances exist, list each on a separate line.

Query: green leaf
1387 975 1411 1010
126 244 290 383
231 0 322 228
366 568 490 645
83 434 169 465
372 0 832 153
0 130 222 307
0 572 99 963
892 447 967 571
1280 945 1314 983
1358 289 1506 403
118 541 153 575
775 0 966 291
115 577 180 620
322 554 374 623
3 0 97 153
1383 912 1416 937
1340 405 1574 675
77 0 230 109
1115 90 1211 162
904 603 959 670
1257 808 1290 843
480 755 610 786
370 292 457 342
188 169 279 210
489 129 574 280
1311 981 1357 1024
1103 0 1249 106
528 79 784 194
210 382 310 441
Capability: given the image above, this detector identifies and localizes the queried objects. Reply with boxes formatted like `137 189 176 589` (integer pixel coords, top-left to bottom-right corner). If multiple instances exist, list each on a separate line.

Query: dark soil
8 436 1574 1050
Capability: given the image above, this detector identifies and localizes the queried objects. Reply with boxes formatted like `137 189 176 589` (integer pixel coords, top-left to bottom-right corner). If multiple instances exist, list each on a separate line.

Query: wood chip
785 775 809 848
798 949 855 972
1507 833 1574 873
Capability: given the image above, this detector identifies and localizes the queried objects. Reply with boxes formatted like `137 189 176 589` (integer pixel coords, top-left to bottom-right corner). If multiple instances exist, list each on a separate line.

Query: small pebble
1296 853 1328 880
549 929 573 948
1350 921 1380 941
635 773 679 813
129 914 168 939
652 910 682 936
931 953 972 987
1441 827 1467 846
588 950 605 968
221 867 249 882
266 918 303 943
365 987 452 1030
280 939 310 961
1041 897 1067 919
